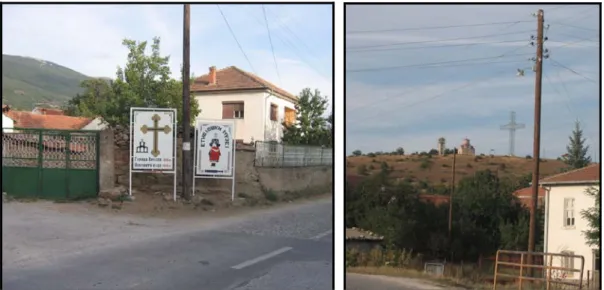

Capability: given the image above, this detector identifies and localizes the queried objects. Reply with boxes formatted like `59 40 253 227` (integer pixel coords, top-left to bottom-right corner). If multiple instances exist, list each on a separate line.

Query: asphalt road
346 273 452 290
2 198 333 290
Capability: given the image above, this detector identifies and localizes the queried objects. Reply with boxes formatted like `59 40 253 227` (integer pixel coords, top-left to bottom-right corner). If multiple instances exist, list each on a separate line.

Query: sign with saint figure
194 120 235 176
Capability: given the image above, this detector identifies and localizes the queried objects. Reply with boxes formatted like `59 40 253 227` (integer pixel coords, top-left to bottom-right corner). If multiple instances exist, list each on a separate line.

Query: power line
246 8 330 80
348 39 528 53
347 53 532 73
262 5 282 86
347 42 531 116
549 58 598 83
548 21 599 32
347 29 534 50
265 7 322 63
346 20 533 34
217 5 257 74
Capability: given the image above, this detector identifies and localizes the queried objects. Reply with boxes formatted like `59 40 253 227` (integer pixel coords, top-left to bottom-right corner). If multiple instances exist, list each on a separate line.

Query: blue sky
2 4 333 109
346 4 600 161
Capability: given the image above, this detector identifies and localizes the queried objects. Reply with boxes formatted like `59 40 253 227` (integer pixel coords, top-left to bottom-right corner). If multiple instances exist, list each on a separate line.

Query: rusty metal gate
493 250 585 290
2 128 100 200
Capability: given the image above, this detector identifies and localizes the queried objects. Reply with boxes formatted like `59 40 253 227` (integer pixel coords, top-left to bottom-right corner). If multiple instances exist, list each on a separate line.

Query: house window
270 103 278 122
561 251 575 276
284 107 296 126
222 102 244 119
563 198 575 227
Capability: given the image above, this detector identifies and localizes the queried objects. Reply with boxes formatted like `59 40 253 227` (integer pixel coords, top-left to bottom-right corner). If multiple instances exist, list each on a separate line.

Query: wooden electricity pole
448 150 457 242
182 4 192 200
527 8 544 273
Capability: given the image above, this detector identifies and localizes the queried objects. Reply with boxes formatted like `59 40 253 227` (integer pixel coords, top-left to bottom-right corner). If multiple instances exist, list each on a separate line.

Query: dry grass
347 155 568 186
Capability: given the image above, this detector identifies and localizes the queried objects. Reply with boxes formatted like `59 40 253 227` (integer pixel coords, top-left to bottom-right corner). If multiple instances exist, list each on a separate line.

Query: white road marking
311 230 332 240
231 247 293 270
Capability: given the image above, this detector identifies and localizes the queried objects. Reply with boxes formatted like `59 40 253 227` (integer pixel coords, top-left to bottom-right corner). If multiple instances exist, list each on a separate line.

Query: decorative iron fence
254 141 332 167
2 128 99 200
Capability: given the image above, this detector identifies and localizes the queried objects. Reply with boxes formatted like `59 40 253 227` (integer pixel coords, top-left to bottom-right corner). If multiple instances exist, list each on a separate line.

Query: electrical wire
262 5 282 86
549 58 598 83
347 30 534 50
246 8 330 80
346 44 531 121
217 5 257 74
347 53 532 73
346 20 533 34
348 39 528 53
548 21 599 32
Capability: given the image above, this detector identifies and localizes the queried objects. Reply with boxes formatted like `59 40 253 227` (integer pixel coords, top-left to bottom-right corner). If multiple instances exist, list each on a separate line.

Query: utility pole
182 4 192 200
527 8 544 275
448 150 457 242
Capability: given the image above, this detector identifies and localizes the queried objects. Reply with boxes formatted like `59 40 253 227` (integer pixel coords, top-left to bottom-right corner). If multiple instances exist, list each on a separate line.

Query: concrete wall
544 184 599 280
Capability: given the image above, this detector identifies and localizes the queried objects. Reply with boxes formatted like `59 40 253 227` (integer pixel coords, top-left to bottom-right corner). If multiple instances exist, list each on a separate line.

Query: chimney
209 66 217 85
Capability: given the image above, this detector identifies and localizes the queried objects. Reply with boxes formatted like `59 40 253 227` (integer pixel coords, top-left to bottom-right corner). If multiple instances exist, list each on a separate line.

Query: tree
65 37 200 128
352 150 362 156
565 121 591 169
282 88 331 147
581 186 600 249
395 147 405 155
428 149 439 155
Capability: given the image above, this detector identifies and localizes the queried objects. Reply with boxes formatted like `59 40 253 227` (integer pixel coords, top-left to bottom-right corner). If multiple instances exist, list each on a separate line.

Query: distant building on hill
457 138 476 156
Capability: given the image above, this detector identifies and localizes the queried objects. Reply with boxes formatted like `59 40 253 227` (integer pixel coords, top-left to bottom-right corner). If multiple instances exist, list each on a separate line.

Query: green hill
2 54 91 110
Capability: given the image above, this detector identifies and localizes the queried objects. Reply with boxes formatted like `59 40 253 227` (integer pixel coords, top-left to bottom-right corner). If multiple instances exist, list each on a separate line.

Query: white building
541 164 600 281
3 104 15 133
191 66 298 143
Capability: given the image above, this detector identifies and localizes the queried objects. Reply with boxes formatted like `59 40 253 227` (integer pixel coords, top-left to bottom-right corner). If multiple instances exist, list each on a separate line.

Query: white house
541 164 600 281
3 104 15 132
191 66 298 143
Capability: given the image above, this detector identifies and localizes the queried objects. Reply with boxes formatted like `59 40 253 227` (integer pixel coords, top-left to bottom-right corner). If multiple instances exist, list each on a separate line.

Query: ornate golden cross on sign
140 114 172 157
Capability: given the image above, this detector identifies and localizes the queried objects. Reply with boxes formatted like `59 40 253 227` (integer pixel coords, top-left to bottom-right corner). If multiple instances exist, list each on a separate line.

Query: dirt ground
43 187 332 220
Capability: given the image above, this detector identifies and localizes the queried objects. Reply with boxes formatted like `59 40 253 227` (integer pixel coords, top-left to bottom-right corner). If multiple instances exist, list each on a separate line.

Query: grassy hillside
347 154 570 190
2 54 91 109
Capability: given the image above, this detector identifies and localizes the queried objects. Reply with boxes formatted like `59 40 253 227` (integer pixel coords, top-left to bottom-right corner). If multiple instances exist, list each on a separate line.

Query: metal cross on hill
500 111 525 157
140 114 172 157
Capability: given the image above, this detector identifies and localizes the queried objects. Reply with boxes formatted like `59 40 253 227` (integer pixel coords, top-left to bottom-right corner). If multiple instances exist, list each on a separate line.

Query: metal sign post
192 119 236 201
129 107 178 201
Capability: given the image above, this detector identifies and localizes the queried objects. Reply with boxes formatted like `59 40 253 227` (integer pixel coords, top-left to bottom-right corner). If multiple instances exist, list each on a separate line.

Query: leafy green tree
565 121 591 169
428 149 439 155
65 37 199 128
395 147 405 155
352 150 362 156
581 186 600 249
282 88 331 147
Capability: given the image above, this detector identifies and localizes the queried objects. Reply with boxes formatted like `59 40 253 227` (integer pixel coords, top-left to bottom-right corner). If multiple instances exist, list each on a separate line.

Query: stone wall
106 126 332 198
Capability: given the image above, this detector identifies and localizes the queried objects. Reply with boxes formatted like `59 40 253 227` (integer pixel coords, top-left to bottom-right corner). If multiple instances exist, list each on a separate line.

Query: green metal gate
2 128 100 200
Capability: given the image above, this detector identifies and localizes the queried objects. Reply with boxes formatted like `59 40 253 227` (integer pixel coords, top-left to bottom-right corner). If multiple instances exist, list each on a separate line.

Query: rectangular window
222 102 244 119
270 103 278 122
563 198 575 227
561 251 575 276
284 107 296 126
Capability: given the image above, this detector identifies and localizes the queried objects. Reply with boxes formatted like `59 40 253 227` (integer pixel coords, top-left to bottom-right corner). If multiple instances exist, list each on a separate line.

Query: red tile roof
513 186 546 198
191 66 297 102
35 108 65 115
5 110 93 130
539 164 600 185
419 194 450 206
